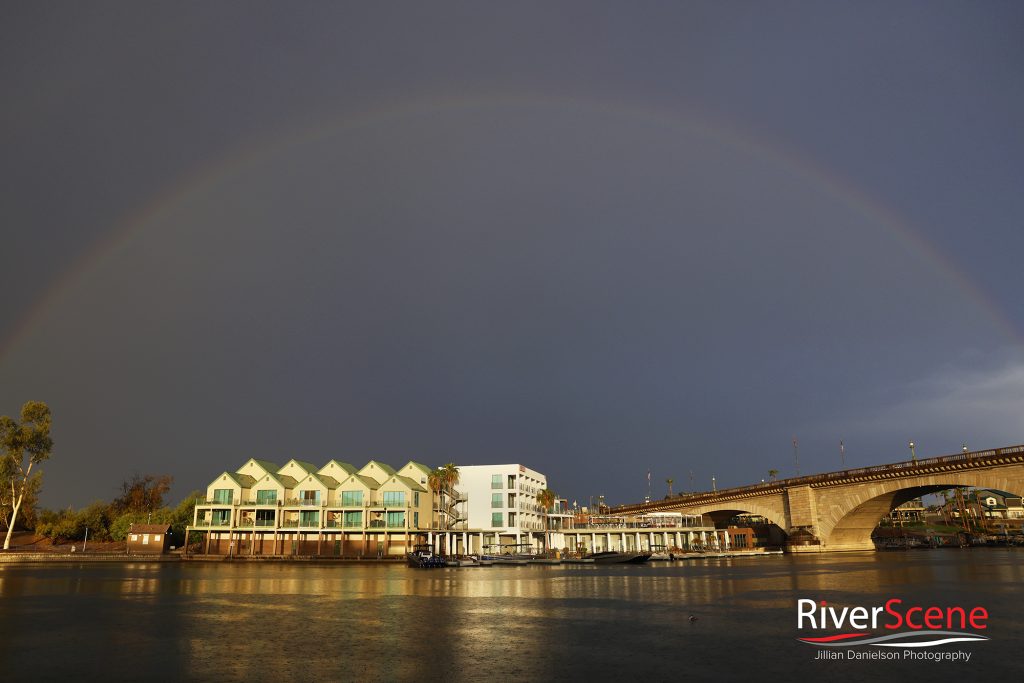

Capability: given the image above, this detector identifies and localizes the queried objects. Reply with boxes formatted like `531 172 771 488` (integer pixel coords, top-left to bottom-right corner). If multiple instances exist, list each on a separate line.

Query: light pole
712 476 717 493
962 443 969 455
793 437 800 476
909 441 917 464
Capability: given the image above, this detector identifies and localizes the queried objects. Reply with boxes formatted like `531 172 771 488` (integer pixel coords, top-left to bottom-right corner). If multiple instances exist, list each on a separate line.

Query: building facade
192 458 434 557
457 464 549 550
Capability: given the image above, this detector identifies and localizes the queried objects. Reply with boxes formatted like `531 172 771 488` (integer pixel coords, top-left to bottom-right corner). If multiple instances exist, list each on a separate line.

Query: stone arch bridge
614 444 1024 552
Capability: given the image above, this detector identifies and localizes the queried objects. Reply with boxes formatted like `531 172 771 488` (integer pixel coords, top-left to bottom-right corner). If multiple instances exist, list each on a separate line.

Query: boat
480 543 537 565
407 544 446 568
649 544 672 561
585 551 653 564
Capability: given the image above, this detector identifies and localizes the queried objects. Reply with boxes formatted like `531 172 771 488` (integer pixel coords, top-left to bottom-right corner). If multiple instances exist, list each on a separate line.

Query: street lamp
712 476 717 493
908 441 917 463
962 443 969 455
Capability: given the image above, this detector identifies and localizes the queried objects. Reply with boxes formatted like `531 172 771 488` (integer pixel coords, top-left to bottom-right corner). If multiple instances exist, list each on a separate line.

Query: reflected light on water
2 551 1023 680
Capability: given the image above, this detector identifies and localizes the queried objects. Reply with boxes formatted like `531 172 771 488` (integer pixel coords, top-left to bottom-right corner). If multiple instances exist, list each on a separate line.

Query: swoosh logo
799 631 989 648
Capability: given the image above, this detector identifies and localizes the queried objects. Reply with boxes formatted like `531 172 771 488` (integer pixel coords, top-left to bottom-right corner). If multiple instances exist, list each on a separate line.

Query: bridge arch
818 470 1024 551
689 500 788 531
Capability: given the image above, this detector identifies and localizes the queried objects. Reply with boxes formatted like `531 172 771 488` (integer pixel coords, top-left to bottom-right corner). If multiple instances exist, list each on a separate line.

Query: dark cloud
1 3 1022 507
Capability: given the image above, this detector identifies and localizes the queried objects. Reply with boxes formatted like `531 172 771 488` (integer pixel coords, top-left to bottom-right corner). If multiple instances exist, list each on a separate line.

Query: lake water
1 550 1022 682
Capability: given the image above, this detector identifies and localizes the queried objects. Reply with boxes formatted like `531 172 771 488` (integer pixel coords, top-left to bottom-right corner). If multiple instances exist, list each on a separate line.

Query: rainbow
2 93 1019 362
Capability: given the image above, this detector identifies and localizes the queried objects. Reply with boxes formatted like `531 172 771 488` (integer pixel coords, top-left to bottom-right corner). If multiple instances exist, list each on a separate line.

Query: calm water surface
2 550 1023 682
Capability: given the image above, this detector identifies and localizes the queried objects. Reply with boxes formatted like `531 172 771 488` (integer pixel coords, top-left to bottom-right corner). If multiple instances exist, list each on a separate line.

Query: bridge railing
613 444 1024 513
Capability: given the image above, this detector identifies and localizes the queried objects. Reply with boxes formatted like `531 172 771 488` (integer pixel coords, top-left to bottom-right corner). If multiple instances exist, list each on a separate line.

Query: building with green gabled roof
192 457 571 560
194 457 442 558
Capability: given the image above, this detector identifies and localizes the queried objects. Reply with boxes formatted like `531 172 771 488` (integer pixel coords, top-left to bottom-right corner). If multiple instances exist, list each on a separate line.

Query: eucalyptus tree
1 401 53 550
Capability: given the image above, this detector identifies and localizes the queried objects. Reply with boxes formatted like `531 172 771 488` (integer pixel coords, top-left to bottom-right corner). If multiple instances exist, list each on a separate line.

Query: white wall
457 464 547 536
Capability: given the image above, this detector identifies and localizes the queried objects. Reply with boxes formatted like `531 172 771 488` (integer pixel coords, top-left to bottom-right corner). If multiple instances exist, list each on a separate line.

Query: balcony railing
195 519 231 528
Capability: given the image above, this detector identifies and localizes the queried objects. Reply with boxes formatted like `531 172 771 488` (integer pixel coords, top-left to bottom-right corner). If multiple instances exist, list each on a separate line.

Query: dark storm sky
2 2 1023 509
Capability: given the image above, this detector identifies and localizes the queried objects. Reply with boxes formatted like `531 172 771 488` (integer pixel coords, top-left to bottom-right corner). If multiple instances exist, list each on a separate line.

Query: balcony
366 520 407 529
195 519 231 528
284 498 325 507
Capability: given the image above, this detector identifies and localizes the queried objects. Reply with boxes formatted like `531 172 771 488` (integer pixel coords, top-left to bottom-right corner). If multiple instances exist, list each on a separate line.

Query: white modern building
457 464 549 550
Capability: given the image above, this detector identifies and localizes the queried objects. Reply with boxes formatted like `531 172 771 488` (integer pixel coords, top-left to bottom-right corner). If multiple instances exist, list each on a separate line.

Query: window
212 510 230 525
414 492 420 507
142 535 149 544
154 535 162 541
387 511 405 528
301 490 320 506
300 510 319 527
491 513 503 527
383 491 405 507
414 512 419 528
256 490 277 505
508 493 515 507
343 511 362 528
255 510 275 527
507 475 515 489
508 513 516 527
341 491 363 507
491 474 502 489
130 535 138 542
213 489 232 504
491 493 503 508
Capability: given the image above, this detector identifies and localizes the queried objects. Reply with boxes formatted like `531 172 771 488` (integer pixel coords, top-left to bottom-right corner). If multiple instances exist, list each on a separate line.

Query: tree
536 488 556 553
1 401 53 550
112 474 173 514
1 470 41 532
768 469 778 482
429 463 462 531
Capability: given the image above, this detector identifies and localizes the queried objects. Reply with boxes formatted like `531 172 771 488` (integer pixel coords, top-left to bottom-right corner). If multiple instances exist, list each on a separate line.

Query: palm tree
768 469 778 482
427 469 444 528
429 463 462 531
536 488 556 554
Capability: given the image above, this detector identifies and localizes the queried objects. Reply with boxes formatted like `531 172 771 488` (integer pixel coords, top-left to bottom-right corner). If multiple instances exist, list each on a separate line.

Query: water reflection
1 550 1022 681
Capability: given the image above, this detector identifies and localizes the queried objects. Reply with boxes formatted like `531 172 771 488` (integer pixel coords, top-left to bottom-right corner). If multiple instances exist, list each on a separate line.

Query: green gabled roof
218 472 256 488
258 471 288 488
348 474 381 490
362 460 396 476
316 474 340 489
283 459 318 474
301 472 338 489
277 474 299 489
320 460 357 476
393 474 427 493
252 459 279 474
403 461 432 476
